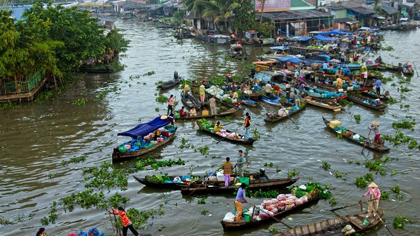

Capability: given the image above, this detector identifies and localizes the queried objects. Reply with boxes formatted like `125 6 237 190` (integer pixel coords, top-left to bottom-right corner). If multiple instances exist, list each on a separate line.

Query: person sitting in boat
234 183 249 221
259 168 269 180
265 81 272 97
190 107 197 117
226 74 233 83
202 107 209 116
183 84 190 99
368 121 381 146
232 92 239 104
179 106 188 118
336 76 343 89
174 71 179 81
214 121 223 132
193 80 199 87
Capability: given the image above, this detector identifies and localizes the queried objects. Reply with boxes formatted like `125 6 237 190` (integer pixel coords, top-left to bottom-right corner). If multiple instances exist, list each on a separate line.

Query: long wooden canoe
134 173 262 190
264 102 306 123
276 210 384 236
176 107 240 121
181 91 202 110
196 120 255 145
322 117 390 152
345 94 387 111
158 79 180 90
221 188 318 231
304 97 341 112
112 131 176 162
182 177 299 195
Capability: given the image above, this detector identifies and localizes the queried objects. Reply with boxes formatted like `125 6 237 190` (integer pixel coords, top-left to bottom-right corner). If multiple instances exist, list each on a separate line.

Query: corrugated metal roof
381 3 397 15
262 9 332 21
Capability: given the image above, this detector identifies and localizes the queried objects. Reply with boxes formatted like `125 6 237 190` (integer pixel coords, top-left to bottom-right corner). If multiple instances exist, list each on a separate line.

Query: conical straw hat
368 182 378 188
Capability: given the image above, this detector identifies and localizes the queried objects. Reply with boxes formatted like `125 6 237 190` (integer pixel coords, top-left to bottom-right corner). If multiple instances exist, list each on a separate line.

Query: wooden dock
0 77 48 103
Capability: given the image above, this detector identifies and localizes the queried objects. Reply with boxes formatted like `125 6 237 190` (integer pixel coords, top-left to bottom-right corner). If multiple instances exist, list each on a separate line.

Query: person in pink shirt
362 182 381 218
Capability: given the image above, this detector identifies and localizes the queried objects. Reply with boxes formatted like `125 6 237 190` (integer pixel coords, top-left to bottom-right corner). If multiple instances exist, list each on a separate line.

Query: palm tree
202 0 240 32
258 0 266 23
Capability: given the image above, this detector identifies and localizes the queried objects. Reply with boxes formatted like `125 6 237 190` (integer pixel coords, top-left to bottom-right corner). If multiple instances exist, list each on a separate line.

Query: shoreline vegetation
0 2 128 106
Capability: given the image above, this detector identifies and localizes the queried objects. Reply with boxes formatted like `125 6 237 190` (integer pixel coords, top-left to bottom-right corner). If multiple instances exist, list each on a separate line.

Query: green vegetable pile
199 118 212 130
291 182 332 200
145 174 171 183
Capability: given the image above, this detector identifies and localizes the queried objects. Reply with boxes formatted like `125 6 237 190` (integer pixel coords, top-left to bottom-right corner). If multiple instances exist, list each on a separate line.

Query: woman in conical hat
368 121 381 146
362 182 381 218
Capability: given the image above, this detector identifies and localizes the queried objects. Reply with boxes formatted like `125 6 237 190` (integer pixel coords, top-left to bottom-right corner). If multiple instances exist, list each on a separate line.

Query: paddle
259 207 293 229
279 103 297 124
108 208 122 236
413 61 419 77
361 128 372 154
107 211 116 234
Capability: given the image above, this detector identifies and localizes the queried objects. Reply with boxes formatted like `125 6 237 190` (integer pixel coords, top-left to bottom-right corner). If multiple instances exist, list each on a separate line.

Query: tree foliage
0 3 127 82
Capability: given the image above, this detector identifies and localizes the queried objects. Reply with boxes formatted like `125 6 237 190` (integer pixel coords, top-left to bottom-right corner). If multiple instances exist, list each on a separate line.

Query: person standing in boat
209 96 217 115
220 157 234 187
265 81 272 97
109 207 141 236
374 78 382 95
362 182 381 218
199 84 206 104
244 112 251 140
167 95 175 115
173 71 179 81
234 183 249 221
368 121 381 146
236 150 244 177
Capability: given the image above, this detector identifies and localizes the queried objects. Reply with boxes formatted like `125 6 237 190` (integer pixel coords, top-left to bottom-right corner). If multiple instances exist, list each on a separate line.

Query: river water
0 19 419 236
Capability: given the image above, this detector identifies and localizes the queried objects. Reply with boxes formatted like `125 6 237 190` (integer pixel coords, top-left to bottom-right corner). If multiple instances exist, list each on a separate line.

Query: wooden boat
196 120 255 145
345 94 387 111
322 117 390 152
264 102 306 123
158 79 180 90
276 210 384 236
227 44 247 60
112 117 177 162
304 96 341 112
357 88 389 102
134 172 264 190
376 63 401 72
261 94 284 107
221 188 318 231
133 175 187 190
241 98 258 107
182 177 299 195
176 107 240 121
181 91 202 110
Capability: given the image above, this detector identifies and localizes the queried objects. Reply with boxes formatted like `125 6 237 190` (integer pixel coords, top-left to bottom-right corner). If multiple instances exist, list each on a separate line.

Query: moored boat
322 117 390 152
181 91 202 110
176 107 241 121
304 96 341 112
196 119 255 145
345 94 387 111
112 116 177 162
182 177 299 195
158 79 180 90
276 210 384 236
264 102 306 123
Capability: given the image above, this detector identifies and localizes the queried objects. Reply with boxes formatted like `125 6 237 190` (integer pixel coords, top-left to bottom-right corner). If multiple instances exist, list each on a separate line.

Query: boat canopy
276 57 301 64
313 34 339 41
291 36 312 41
118 117 172 139
270 46 289 50
319 29 353 35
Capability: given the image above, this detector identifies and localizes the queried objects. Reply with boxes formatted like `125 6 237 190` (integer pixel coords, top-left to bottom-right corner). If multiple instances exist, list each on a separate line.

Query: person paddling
362 182 381 218
244 112 251 140
368 121 381 146
109 207 141 236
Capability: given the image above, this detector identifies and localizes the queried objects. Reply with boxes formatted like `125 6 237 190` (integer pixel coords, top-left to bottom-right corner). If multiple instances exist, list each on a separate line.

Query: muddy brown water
1 19 419 236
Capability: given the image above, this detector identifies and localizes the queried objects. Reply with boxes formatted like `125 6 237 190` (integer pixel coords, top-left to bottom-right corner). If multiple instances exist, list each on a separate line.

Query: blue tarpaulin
319 29 353 35
270 46 289 50
276 57 301 64
313 35 339 41
118 117 172 138
291 36 312 41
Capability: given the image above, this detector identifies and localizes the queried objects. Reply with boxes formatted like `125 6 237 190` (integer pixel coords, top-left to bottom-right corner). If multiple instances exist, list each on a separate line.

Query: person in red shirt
179 106 188 117
109 207 140 236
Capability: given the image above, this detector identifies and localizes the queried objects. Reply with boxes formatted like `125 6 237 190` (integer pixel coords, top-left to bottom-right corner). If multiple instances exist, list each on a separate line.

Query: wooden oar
413 61 419 77
366 200 394 236
361 128 372 153
107 211 116 234
279 103 297 124
330 201 362 211
259 207 293 229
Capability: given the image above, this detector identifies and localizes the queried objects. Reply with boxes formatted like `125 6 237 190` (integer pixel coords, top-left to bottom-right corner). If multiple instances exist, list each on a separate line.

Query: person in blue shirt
234 183 249 221
322 62 329 70
374 79 382 94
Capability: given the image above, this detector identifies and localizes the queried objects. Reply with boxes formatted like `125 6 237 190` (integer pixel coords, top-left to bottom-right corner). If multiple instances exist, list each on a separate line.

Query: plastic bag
223 212 235 222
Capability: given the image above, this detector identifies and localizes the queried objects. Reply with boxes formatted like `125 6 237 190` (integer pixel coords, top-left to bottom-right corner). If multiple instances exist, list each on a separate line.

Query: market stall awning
381 3 397 15
291 36 312 41
319 29 353 35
